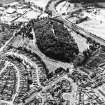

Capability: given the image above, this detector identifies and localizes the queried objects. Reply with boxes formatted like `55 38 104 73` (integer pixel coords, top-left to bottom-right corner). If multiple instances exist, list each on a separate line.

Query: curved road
46 0 105 46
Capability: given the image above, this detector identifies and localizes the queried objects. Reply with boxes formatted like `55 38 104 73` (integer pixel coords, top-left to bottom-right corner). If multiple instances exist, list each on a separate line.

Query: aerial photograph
0 0 105 105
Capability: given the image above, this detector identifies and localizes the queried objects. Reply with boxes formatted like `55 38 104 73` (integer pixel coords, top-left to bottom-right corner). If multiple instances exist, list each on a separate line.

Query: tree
34 18 79 62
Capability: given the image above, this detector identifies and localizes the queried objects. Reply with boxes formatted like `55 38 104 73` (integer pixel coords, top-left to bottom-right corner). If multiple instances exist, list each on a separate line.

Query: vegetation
73 36 101 67
34 18 79 63
81 37 101 68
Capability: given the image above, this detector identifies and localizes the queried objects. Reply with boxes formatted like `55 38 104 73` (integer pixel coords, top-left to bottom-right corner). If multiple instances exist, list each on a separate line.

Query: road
46 0 105 46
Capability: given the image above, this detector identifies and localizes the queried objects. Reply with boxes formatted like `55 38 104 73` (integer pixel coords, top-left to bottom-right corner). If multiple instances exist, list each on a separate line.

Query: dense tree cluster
82 37 101 68
15 21 33 39
47 67 69 80
73 37 101 67
34 18 79 62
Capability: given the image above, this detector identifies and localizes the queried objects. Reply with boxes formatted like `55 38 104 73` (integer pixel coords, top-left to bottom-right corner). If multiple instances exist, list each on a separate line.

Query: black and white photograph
0 0 105 105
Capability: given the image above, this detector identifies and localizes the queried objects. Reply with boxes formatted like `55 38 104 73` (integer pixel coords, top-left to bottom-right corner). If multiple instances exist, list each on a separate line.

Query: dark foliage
15 21 33 39
76 38 101 67
34 18 79 62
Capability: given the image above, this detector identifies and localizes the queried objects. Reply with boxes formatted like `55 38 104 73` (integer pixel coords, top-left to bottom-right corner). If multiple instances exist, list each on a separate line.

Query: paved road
46 0 105 46
57 16 105 46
